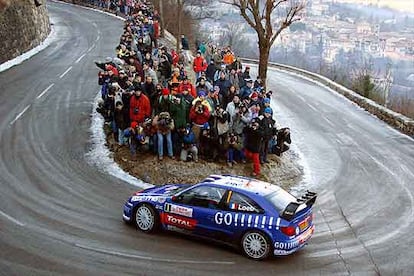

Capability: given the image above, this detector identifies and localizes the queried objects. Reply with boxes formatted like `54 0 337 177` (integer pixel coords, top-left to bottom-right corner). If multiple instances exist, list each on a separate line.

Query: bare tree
220 0 306 85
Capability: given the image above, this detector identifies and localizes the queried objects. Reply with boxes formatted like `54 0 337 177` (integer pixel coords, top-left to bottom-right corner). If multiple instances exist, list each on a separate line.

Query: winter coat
189 103 211 125
205 64 216 82
193 56 207 73
178 82 197 98
261 116 277 140
153 112 175 135
129 94 151 123
243 125 263 153
170 99 188 129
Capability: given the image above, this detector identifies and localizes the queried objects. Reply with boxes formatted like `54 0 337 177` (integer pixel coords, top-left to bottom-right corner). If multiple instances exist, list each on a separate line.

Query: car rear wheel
134 204 159 233
241 231 271 260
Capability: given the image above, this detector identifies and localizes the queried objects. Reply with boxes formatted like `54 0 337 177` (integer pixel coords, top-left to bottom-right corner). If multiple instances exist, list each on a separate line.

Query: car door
164 185 227 239
214 190 265 242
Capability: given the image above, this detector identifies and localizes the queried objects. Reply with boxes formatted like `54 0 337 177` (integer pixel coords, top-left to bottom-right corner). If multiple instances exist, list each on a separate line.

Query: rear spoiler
280 191 317 221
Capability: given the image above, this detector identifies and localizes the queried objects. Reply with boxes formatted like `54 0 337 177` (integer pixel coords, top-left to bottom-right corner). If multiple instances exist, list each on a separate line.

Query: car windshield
265 188 297 213
170 185 192 196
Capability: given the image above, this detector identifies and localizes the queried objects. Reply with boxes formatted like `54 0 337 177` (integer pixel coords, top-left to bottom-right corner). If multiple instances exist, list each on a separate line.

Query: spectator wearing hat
129 86 151 124
168 68 181 95
178 76 197 98
143 62 158 85
181 35 190 50
214 71 231 104
196 77 213 95
124 121 148 161
193 51 208 79
199 122 218 161
240 78 254 99
206 86 222 111
180 126 199 162
223 49 235 66
226 131 245 167
228 68 240 92
260 97 271 115
189 95 211 143
205 60 216 83
157 88 172 114
243 118 264 177
239 66 251 87
114 101 129 146
153 112 175 161
259 107 277 164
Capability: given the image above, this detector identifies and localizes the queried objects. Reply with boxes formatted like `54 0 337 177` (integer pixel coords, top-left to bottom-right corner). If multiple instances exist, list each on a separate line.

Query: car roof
201 174 283 197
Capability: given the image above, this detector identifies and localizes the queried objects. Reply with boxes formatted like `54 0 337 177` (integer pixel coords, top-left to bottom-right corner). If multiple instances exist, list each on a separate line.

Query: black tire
133 204 159 233
240 230 272 260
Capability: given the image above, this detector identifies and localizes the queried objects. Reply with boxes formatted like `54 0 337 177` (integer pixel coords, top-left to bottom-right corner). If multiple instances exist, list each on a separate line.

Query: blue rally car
123 175 317 260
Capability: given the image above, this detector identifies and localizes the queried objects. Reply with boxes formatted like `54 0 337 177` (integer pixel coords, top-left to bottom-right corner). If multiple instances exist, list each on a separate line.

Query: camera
195 104 204 114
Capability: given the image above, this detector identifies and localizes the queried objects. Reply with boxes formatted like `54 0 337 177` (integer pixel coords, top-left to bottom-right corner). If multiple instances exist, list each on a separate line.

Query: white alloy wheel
135 204 156 232
241 231 271 260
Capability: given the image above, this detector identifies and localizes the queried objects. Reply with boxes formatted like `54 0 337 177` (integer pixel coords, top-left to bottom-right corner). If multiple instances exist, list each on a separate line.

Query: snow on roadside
0 23 57 73
86 93 153 189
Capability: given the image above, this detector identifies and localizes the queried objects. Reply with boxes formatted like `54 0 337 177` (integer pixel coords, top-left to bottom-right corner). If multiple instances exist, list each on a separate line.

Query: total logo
162 214 197 230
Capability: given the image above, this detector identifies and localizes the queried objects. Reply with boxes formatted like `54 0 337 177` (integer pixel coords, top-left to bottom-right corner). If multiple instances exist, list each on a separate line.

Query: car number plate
299 218 309 231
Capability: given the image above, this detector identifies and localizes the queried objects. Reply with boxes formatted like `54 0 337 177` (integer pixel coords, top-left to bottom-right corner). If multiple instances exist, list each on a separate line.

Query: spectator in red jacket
193 50 208 79
129 86 151 124
189 98 211 143
178 76 197 98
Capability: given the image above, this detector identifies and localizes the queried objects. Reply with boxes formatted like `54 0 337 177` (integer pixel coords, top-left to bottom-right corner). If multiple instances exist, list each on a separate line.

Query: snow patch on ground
0 23 57 73
85 92 153 189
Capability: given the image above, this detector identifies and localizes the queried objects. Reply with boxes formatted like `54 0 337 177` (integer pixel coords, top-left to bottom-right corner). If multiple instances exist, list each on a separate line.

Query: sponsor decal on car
229 203 256 212
214 212 282 229
274 240 300 250
164 203 193 217
162 214 197 230
131 195 166 203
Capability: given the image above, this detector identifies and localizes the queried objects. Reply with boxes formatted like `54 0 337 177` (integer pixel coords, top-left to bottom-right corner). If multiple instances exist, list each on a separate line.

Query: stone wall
0 0 50 64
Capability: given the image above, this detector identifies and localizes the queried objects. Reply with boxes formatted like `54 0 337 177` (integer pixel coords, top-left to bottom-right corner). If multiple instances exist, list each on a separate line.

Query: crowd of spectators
94 0 291 177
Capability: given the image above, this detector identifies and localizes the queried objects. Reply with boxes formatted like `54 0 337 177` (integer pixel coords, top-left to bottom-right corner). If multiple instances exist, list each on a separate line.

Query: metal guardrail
241 58 414 136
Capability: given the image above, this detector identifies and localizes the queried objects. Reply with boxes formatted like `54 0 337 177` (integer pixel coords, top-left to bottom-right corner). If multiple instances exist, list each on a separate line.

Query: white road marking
10 105 30 125
74 243 234 265
59 66 72 79
307 103 318 112
87 44 96 52
75 53 86 64
95 35 100 42
92 22 97 28
0 210 25 226
36 83 55 99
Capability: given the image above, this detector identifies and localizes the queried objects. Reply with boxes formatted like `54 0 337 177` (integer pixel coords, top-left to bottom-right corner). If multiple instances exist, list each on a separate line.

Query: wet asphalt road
0 1 413 275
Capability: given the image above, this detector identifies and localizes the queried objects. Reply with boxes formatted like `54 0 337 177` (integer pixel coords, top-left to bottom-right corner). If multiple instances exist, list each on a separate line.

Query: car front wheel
134 204 159 233
241 231 272 260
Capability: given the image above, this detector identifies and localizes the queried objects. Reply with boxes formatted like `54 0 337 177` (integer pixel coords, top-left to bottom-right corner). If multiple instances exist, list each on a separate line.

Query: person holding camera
180 126 199 163
152 112 175 161
189 97 211 143
124 121 149 161
243 118 264 177
226 132 245 167
129 86 151 124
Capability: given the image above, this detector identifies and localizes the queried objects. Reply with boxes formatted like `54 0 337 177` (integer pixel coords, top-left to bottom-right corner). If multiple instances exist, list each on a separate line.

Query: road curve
0 2 413 275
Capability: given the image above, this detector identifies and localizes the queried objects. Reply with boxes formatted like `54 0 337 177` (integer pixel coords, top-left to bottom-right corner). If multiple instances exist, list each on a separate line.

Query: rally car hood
134 184 188 197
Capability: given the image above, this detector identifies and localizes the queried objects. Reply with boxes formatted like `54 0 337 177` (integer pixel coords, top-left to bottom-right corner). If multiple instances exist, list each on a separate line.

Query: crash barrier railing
240 58 414 136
